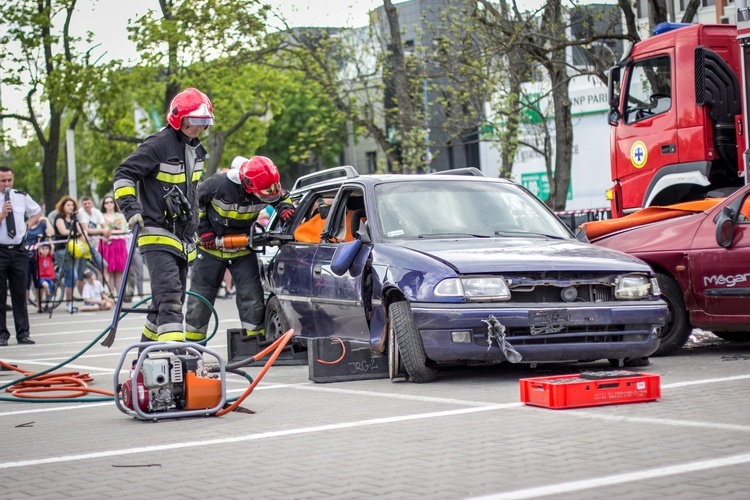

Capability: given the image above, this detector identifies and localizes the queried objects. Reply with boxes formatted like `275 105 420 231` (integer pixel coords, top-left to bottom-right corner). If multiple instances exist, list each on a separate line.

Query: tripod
56 214 112 315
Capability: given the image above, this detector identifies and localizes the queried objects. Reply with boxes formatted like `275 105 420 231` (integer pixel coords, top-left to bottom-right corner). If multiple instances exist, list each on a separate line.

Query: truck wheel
713 332 750 343
388 301 437 383
264 296 289 341
653 273 691 356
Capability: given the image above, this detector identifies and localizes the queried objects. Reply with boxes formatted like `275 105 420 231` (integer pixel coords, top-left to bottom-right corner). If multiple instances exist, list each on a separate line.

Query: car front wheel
653 273 691 356
264 296 289 341
388 301 437 383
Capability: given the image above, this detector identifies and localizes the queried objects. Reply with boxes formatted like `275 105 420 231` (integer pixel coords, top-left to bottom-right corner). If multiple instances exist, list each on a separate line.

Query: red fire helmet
239 156 283 203
167 88 214 130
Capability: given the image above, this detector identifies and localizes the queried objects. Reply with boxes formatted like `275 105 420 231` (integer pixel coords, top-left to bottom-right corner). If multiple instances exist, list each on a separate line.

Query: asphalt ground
1 295 749 499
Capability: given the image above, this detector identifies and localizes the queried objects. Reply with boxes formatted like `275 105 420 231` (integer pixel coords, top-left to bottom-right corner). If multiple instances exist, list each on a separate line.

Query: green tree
258 70 348 187
0 0 106 210
120 0 274 175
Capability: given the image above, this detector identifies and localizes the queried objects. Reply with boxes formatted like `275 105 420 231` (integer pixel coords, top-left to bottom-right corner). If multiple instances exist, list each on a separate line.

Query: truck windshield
374 180 571 240
625 55 672 124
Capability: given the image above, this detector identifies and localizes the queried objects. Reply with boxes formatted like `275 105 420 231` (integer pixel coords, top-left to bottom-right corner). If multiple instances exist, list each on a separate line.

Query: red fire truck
606 21 750 218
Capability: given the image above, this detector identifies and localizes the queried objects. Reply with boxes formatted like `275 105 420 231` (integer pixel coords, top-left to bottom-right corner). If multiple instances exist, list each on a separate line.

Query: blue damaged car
258 167 667 382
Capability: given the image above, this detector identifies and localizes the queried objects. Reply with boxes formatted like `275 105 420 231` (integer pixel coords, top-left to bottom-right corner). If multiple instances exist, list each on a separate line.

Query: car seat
348 209 366 240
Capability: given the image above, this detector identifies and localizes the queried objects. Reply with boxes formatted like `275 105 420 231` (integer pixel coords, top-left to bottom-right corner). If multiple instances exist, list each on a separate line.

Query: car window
375 180 570 239
624 55 672 125
740 193 750 223
326 189 366 242
291 191 338 243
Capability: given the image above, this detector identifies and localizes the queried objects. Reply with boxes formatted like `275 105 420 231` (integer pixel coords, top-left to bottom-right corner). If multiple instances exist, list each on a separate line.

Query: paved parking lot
2 297 749 499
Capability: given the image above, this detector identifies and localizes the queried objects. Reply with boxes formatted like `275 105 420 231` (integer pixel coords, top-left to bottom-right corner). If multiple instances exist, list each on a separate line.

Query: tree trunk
204 132 226 176
384 0 415 173
548 68 572 211
44 111 62 211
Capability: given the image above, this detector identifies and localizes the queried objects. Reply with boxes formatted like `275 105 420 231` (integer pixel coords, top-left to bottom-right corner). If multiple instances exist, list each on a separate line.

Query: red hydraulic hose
216 328 294 416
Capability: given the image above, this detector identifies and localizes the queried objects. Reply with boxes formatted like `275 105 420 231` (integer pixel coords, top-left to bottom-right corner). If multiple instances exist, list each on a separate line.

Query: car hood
592 213 703 253
392 237 651 274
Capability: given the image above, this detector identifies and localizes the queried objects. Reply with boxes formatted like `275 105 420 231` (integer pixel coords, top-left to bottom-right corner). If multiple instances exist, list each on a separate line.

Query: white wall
480 76 612 210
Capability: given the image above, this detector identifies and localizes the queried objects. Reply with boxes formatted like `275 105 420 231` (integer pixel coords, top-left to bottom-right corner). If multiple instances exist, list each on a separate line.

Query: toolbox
519 371 660 409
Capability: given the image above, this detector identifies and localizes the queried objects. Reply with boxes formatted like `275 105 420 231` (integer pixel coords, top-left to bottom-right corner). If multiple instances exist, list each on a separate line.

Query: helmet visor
258 183 282 203
185 117 214 126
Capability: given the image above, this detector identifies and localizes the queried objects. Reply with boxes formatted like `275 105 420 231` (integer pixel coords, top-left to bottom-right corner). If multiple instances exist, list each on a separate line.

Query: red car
584 184 750 355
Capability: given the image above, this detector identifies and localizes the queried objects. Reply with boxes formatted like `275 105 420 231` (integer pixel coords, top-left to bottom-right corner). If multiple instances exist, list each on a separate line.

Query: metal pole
423 76 431 173
66 129 77 200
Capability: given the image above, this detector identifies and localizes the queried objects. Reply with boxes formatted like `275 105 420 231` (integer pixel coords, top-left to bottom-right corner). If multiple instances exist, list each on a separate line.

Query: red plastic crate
519 371 661 409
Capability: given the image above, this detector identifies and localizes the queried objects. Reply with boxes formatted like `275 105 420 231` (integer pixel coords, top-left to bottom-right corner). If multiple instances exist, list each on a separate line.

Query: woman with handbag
53 195 89 313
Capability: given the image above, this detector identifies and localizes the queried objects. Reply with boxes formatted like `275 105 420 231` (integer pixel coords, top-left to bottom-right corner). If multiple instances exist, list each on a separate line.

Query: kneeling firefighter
185 156 295 340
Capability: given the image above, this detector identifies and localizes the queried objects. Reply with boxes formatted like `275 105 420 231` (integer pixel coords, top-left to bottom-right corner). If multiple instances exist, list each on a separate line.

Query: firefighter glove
277 202 295 223
164 188 192 222
200 232 217 249
128 213 144 230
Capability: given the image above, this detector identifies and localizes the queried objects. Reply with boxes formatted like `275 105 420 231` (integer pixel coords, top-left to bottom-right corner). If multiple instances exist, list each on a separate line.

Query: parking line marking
558 410 750 433
289 384 500 406
662 374 750 388
0 403 520 469
0 403 112 417
471 452 750 500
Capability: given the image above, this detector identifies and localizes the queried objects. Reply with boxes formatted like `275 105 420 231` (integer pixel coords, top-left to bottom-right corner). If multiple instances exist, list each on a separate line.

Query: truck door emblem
630 141 648 169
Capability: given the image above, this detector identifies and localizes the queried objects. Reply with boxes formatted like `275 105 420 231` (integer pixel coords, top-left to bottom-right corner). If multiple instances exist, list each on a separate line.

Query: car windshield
375 179 571 240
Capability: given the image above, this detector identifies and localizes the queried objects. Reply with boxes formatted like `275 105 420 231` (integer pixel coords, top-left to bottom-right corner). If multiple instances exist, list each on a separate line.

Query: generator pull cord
0 292 220 403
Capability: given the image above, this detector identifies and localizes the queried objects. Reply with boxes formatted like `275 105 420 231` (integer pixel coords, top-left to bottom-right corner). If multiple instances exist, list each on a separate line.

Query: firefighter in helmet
185 156 295 340
114 87 213 343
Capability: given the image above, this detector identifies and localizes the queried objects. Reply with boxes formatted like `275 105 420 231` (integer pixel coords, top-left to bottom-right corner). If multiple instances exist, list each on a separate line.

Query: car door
614 51 678 211
309 187 371 343
690 189 750 317
266 193 321 337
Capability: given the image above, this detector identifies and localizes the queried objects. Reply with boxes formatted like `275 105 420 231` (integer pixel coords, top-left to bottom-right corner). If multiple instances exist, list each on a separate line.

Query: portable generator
114 342 226 421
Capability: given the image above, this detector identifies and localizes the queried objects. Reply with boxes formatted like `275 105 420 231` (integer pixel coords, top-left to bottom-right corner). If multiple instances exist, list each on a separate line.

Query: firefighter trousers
140 249 188 342
185 249 264 341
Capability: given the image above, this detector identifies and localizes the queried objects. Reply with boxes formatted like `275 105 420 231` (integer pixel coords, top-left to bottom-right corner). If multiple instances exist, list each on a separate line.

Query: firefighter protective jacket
113 126 204 261
197 170 290 260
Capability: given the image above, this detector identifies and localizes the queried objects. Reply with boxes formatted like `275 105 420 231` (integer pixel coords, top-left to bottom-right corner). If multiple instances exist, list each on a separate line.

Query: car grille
472 326 651 346
501 272 619 303
506 284 614 303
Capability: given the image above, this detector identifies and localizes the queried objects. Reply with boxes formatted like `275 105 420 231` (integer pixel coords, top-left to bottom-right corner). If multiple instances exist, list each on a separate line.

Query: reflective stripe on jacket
113 127 204 259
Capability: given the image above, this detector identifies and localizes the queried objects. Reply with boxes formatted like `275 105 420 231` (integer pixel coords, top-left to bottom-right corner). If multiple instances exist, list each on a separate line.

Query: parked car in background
257 167 667 382
584 183 750 355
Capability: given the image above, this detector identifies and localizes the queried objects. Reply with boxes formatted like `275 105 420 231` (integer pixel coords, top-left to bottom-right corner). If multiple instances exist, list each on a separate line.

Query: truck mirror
607 66 621 110
715 206 736 248
608 109 620 126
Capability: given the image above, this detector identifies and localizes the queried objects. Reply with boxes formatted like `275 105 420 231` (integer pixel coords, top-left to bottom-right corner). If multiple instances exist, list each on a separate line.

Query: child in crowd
80 268 114 311
35 242 56 310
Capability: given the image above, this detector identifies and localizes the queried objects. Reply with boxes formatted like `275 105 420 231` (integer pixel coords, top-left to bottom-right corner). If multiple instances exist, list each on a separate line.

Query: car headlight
434 277 511 301
615 274 651 299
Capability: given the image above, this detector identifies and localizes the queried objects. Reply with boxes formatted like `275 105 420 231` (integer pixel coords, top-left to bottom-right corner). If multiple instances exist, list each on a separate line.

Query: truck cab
607 23 746 218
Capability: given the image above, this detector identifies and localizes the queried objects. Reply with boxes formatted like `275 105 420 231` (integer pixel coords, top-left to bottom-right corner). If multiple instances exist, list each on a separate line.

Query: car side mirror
331 239 362 276
607 109 620 126
715 206 736 248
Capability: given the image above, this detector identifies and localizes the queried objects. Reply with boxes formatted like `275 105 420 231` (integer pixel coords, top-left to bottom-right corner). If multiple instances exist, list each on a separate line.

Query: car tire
387 317 405 380
388 301 437 383
712 332 750 343
264 296 289 341
653 273 691 356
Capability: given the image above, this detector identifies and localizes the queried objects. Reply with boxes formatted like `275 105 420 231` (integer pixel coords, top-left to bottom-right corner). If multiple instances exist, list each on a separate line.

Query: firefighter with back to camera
185 156 295 341
113 87 213 343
